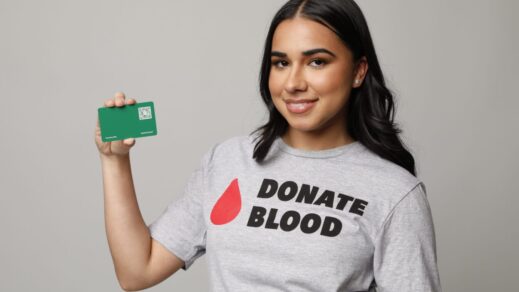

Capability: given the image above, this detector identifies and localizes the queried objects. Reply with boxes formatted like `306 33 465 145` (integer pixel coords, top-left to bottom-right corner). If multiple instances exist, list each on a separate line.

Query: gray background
1 0 517 291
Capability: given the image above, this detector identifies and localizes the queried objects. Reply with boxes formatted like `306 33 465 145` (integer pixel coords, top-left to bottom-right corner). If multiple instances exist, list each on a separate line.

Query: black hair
250 0 417 176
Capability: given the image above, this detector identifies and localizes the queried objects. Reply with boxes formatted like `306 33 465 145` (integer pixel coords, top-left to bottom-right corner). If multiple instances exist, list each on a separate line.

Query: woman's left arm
372 182 443 292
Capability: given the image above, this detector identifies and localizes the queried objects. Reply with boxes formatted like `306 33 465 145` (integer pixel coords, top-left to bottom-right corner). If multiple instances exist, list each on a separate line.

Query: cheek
310 68 349 95
268 71 281 96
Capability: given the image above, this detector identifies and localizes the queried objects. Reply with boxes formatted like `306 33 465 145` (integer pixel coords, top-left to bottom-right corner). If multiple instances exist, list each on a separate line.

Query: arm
96 92 187 290
372 182 442 292
101 154 184 291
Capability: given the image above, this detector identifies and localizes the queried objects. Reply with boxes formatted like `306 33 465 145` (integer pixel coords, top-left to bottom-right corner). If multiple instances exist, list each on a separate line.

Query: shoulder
202 134 255 167
349 143 423 206
211 134 253 154
355 143 418 181
344 144 429 239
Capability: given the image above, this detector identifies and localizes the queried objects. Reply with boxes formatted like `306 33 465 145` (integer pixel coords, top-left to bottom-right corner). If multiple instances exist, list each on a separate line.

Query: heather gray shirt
148 134 442 292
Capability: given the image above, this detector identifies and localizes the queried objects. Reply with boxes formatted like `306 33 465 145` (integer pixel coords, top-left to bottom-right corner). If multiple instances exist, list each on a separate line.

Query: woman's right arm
96 92 185 291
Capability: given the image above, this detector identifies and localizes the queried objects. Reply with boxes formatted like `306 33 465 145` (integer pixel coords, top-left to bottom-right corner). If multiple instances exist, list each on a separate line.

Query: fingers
103 92 136 108
104 95 115 107
114 91 125 107
123 138 136 146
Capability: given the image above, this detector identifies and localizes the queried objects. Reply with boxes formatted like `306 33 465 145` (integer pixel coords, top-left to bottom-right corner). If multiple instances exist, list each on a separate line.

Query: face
269 17 367 139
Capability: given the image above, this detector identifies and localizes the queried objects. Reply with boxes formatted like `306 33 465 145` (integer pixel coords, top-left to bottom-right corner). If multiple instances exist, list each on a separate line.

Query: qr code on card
138 106 152 120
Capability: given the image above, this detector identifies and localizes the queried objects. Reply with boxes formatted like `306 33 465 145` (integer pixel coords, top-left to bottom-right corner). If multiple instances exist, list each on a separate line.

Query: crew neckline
273 136 362 159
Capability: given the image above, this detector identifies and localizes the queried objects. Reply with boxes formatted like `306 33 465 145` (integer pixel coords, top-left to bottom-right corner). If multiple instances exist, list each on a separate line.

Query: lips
284 98 318 114
284 98 318 104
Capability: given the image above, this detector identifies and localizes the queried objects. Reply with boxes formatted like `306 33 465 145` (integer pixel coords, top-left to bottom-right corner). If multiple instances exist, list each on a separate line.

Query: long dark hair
250 0 417 176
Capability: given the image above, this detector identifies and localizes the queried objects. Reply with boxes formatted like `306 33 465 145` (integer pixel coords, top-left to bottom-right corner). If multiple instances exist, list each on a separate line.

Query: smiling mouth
283 97 319 104
284 99 318 114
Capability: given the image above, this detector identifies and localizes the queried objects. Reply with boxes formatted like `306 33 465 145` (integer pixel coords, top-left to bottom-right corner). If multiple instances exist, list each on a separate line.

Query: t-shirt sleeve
147 145 215 271
372 182 442 292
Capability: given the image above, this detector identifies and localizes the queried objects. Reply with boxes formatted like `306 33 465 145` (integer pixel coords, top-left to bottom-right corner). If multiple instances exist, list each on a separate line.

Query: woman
96 0 442 291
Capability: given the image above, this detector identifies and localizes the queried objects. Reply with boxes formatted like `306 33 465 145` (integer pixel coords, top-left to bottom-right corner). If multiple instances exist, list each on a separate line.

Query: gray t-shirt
148 134 442 292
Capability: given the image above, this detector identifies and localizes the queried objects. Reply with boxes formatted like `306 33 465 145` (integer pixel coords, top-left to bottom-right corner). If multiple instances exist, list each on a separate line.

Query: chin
285 119 322 133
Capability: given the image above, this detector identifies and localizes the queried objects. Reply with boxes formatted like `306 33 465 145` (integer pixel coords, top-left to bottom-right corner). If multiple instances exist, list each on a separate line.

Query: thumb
123 138 136 147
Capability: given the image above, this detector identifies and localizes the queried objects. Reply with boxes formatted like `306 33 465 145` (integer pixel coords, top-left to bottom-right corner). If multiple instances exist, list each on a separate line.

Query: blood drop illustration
210 178 242 225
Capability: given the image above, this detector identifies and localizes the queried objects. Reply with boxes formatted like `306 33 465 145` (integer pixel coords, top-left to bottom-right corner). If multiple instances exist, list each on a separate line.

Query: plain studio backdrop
1 0 517 291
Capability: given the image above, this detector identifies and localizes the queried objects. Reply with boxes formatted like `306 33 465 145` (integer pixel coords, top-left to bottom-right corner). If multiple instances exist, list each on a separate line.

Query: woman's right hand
95 91 137 157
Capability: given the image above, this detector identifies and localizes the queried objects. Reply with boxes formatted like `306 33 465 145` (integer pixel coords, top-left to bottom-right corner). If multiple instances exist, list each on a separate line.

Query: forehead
272 17 345 53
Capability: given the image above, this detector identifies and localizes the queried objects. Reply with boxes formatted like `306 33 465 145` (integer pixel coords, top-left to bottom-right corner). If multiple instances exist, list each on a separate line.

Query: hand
95 92 137 157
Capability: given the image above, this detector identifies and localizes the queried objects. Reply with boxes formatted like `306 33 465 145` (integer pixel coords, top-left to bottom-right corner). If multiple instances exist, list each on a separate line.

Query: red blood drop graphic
210 178 242 225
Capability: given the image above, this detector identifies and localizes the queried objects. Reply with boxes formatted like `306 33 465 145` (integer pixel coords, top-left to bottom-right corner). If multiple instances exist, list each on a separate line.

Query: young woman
95 0 442 291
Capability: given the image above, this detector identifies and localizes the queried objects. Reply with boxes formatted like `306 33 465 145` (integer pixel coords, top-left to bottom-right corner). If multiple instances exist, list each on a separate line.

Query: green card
98 101 158 142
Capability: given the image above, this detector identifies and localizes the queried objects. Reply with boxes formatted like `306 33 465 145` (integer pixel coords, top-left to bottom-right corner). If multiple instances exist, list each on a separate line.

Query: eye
272 60 288 68
309 58 327 67
271 59 327 69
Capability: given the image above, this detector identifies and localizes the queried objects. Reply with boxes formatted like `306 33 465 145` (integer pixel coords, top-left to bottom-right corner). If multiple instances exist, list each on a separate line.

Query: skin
269 16 368 151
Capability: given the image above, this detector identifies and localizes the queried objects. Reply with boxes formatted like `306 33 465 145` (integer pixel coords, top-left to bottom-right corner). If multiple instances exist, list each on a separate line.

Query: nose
285 64 307 93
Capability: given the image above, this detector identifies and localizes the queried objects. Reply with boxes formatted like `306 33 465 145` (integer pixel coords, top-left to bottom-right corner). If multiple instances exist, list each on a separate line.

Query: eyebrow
271 48 337 58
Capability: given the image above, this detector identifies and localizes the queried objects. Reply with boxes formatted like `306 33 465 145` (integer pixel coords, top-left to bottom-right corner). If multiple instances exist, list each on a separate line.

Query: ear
353 56 368 88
